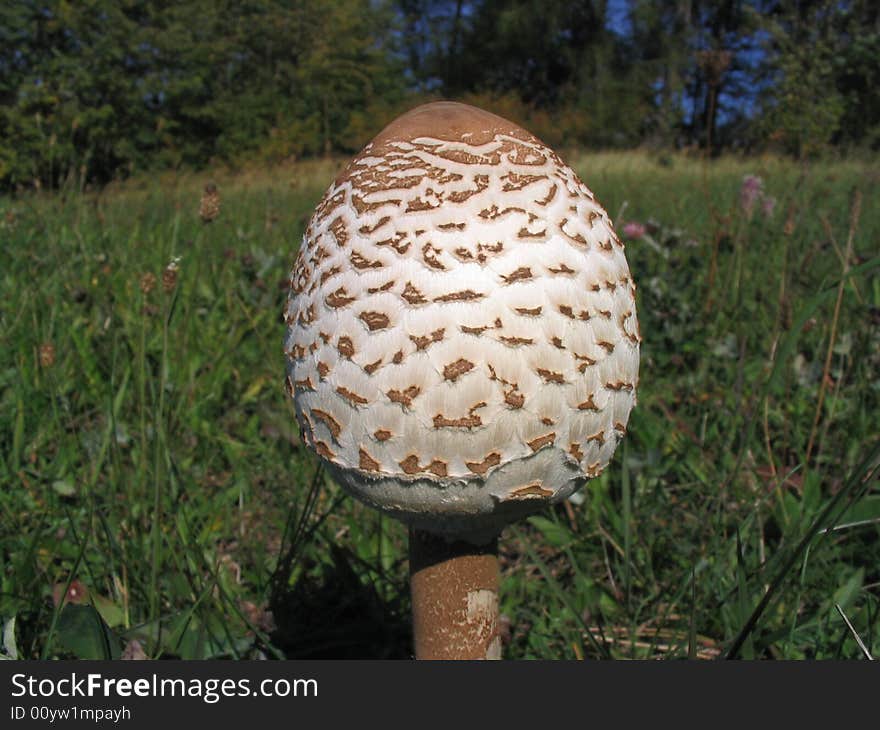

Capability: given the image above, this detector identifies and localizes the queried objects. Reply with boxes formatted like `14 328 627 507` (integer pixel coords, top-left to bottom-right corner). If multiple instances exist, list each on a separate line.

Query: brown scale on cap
585 461 603 478
367 280 395 294
466 452 502 476
504 390 525 408
422 243 446 270
443 358 475 382
447 174 489 204
461 318 502 336
515 306 542 316
311 246 331 264
297 304 316 326
575 353 598 372
400 454 449 477
506 482 554 500
559 220 587 246
363 359 382 375
350 251 384 270
314 440 335 460
433 413 483 429
289 343 307 359
502 172 548 192
433 290 484 303
537 185 558 206
337 337 355 358
477 242 504 263
433 402 486 430
527 433 556 452
359 448 381 472
336 386 369 406
388 385 421 407
353 194 393 215
326 287 355 308
401 282 428 305
536 368 565 384
377 233 411 254
319 266 342 285
311 409 342 440
297 411 315 444
487 364 525 409
360 311 391 331
399 454 422 474
329 218 348 247
410 329 445 350
577 394 600 411
605 381 635 392
407 197 440 214
358 216 391 235
499 335 534 347
501 267 533 284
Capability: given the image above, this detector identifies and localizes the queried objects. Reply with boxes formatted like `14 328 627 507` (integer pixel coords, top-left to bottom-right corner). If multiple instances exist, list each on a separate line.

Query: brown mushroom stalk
409 529 500 660
284 101 639 660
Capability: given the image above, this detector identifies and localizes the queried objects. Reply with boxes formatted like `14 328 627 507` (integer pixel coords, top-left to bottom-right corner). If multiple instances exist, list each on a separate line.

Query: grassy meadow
1 151 878 660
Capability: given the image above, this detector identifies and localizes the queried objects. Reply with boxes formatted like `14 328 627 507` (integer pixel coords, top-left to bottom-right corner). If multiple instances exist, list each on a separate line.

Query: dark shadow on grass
269 544 412 659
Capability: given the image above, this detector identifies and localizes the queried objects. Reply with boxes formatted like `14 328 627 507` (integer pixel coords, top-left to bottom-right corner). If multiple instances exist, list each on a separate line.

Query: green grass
1 152 878 660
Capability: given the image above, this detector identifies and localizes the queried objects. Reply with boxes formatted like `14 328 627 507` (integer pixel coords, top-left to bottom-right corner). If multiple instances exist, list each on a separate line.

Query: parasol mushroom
283 101 640 659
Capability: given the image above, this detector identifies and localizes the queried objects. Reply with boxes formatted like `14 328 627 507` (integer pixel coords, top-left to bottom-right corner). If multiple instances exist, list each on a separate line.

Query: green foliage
1 1 879 188
758 4 844 156
755 0 880 156
0 0 406 188
55 604 120 660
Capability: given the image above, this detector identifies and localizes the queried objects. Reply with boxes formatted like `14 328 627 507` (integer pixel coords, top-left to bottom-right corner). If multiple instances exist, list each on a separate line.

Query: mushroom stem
409 528 501 660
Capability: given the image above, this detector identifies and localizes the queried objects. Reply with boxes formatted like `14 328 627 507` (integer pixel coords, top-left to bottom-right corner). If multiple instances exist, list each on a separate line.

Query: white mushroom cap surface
284 101 640 541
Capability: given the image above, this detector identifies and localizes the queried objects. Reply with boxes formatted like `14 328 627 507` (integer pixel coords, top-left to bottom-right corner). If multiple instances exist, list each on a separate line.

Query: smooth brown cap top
368 101 534 151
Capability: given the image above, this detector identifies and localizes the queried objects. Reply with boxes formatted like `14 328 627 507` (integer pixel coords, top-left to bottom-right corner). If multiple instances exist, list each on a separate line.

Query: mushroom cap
284 101 640 541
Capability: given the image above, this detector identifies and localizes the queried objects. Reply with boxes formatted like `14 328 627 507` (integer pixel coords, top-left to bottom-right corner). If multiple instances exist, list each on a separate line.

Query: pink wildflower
740 175 763 217
761 195 776 218
622 221 646 239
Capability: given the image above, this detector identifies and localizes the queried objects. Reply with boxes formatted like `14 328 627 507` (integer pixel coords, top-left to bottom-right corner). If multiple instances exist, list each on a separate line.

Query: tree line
1 0 877 189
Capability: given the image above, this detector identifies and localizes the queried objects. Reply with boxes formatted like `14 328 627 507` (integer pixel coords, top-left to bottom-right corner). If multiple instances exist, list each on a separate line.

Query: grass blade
834 604 874 660
725 442 880 659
